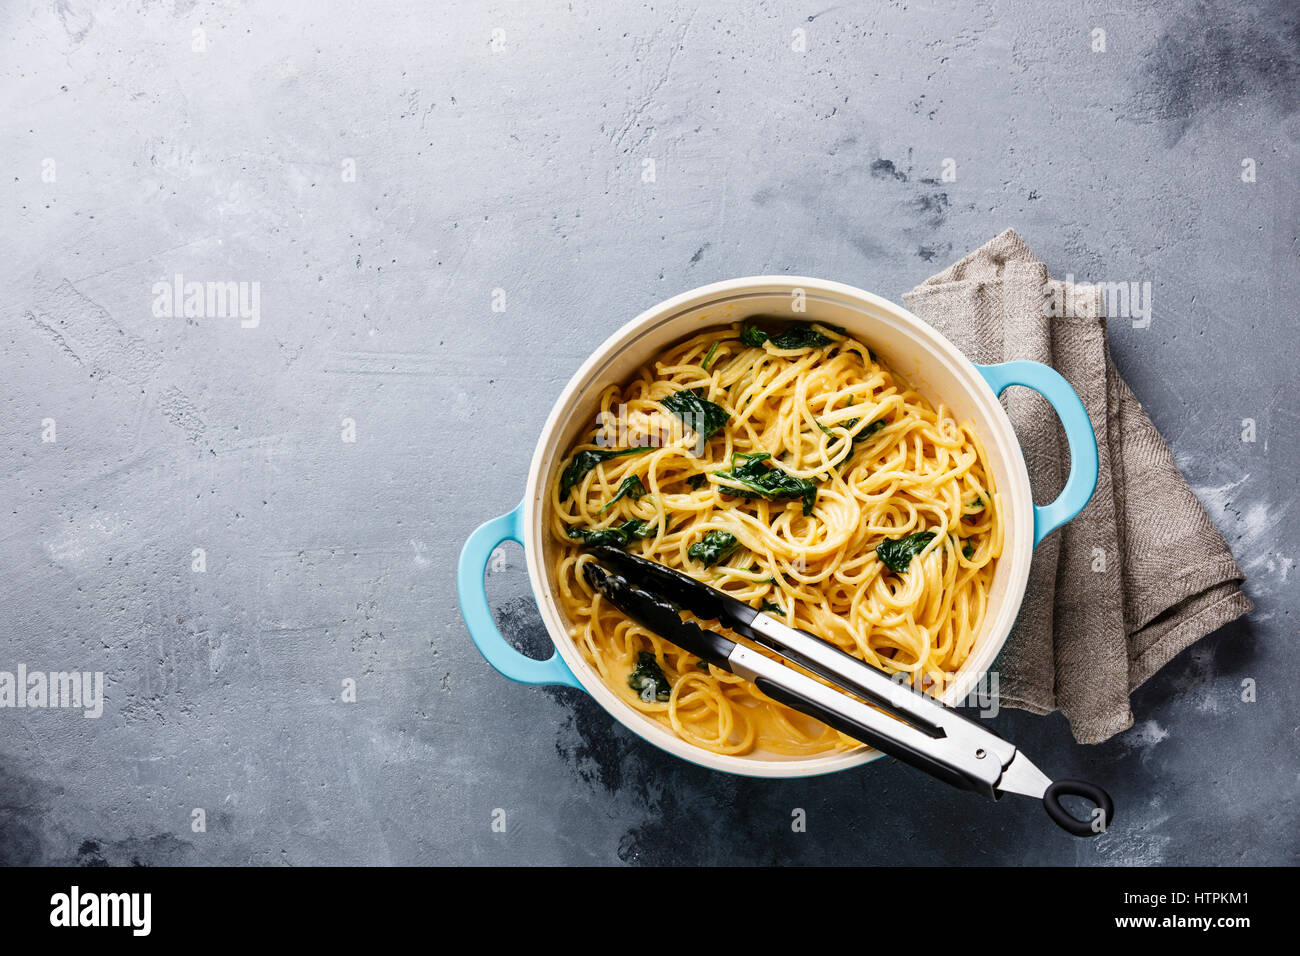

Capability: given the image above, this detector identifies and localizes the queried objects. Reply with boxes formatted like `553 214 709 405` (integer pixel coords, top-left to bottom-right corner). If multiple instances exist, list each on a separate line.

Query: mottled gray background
1 0 1296 866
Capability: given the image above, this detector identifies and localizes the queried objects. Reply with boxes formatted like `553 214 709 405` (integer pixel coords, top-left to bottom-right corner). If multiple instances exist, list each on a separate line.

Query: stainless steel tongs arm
736 614 1114 831
726 645 1006 797
748 613 1016 761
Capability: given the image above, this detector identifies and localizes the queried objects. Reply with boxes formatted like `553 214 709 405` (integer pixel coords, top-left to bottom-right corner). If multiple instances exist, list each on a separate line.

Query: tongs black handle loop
1043 779 1114 836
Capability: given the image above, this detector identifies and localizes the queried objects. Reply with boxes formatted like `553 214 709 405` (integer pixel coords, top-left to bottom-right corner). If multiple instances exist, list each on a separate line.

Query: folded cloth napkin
904 229 1252 743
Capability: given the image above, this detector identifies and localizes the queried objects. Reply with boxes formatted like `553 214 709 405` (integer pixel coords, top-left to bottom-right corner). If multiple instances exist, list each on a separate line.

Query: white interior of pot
524 280 1033 777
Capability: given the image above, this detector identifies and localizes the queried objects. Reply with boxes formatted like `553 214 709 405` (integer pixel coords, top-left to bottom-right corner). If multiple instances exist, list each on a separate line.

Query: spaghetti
549 319 1002 756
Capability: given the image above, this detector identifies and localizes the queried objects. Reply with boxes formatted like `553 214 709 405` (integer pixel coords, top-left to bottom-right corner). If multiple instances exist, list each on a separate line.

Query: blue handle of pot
975 361 1099 547
457 500 583 688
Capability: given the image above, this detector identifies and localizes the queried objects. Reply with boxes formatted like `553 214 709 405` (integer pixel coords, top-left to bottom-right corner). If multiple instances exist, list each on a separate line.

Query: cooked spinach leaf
598 474 647 513
566 519 657 548
856 417 888 441
818 415 888 456
713 452 818 515
660 389 730 441
686 474 708 490
688 530 741 567
964 493 986 514
628 651 671 702
627 520 658 540
759 601 785 616
740 321 843 351
560 446 652 498
701 341 720 370
772 325 836 349
963 542 976 559
876 531 936 573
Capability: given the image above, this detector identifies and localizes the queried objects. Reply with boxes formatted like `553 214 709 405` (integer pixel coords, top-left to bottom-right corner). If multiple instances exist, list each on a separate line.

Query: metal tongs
582 546 1114 837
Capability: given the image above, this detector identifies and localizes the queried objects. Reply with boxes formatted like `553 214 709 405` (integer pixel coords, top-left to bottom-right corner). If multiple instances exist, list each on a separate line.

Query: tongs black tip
582 555 737 670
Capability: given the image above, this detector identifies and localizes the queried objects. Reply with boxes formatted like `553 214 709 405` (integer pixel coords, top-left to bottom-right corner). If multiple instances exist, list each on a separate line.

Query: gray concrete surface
1 0 1296 866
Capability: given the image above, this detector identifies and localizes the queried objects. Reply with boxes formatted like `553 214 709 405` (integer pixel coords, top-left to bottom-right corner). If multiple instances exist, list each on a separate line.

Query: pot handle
457 500 584 689
975 361 1099 547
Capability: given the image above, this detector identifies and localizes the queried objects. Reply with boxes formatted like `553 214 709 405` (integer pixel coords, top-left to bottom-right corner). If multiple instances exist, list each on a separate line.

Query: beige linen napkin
904 229 1252 743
